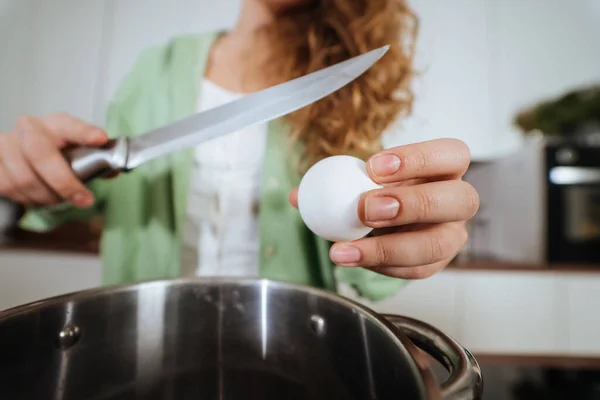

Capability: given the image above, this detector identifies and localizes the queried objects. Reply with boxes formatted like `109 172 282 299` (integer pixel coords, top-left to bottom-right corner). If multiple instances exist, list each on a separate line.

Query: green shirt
19 31 407 302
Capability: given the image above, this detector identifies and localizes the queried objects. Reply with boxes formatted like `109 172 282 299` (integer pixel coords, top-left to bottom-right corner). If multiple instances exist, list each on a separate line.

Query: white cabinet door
341 271 461 340
459 271 565 354
565 274 600 356
0 250 102 311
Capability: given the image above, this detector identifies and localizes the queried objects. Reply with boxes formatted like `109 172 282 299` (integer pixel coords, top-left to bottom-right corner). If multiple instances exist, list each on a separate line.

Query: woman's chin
261 0 315 13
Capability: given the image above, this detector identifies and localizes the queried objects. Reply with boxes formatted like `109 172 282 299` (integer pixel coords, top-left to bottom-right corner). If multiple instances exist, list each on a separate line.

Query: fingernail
71 192 94 208
88 129 107 145
365 196 400 222
331 244 361 264
369 154 401 177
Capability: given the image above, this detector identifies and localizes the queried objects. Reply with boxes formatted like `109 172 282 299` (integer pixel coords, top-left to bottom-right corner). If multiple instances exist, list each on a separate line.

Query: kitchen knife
65 45 389 183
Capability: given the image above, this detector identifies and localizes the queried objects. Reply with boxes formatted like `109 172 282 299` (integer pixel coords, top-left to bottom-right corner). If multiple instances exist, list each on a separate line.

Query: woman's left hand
289 138 479 280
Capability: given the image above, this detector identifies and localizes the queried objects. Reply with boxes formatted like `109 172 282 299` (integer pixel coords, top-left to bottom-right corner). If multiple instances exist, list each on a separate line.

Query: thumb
41 113 108 147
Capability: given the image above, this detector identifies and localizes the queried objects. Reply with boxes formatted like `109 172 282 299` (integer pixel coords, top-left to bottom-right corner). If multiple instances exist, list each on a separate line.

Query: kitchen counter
1 219 101 255
449 256 600 273
6 219 600 275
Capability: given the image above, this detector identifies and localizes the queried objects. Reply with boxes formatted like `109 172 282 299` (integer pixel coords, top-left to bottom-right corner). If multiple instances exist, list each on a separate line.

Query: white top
181 79 268 277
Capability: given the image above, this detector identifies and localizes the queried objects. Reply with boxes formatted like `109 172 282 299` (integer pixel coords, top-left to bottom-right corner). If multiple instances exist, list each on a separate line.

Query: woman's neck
231 1 273 38
204 0 279 93
219 0 273 58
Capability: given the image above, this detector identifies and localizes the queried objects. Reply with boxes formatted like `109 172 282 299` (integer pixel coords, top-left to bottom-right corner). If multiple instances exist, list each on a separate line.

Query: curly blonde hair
260 0 418 169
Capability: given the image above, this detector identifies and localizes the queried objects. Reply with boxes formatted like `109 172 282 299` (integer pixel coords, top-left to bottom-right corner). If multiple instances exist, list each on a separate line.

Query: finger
1 135 58 205
17 119 94 208
366 138 471 184
288 187 299 208
367 258 453 280
359 180 479 228
0 160 31 204
329 222 467 268
38 113 108 147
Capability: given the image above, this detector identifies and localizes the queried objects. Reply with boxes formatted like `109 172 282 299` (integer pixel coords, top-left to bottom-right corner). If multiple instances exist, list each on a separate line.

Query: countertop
1 219 101 254
4 220 600 274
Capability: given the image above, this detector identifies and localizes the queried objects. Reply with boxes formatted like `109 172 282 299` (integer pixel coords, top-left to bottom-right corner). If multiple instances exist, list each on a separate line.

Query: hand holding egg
289 138 480 280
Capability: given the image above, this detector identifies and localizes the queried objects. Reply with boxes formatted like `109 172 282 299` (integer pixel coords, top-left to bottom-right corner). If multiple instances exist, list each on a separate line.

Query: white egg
298 155 382 242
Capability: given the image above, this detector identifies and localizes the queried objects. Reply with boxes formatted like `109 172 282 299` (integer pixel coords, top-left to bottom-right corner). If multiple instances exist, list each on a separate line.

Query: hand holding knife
0 46 387 208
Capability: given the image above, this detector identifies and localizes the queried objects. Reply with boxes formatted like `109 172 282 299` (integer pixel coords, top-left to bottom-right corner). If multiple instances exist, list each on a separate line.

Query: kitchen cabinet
340 271 461 340
565 274 600 355
0 250 101 311
349 268 600 358
459 271 565 354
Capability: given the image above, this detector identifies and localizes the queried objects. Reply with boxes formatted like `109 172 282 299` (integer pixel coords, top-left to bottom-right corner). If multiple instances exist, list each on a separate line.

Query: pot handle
383 314 483 400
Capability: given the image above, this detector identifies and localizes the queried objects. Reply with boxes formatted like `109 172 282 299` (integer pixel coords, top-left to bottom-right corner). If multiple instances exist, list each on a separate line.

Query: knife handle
63 137 130 183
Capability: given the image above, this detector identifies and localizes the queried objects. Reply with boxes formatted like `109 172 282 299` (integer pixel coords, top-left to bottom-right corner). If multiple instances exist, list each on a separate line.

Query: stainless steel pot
0 278 482 399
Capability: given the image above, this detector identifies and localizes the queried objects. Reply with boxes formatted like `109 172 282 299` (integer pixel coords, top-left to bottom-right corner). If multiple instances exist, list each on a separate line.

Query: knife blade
65 45 389 183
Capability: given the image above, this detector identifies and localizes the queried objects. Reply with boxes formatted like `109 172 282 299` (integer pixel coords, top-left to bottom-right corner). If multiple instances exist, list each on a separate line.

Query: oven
547 143 600 263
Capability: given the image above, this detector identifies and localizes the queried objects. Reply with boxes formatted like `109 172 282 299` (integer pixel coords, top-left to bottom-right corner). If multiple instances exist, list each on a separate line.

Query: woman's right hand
0 114 109 208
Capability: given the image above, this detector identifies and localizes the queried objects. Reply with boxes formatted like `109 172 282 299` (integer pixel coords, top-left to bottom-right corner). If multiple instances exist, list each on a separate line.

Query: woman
0 0 478 302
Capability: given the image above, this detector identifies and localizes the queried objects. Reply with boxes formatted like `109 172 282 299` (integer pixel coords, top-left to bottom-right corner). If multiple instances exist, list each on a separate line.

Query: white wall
1 0 599 159
0 0 239 128
390 0 600 159
100 0 240 119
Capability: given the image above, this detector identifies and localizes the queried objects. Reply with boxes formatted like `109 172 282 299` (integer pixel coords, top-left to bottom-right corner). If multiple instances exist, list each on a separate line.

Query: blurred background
1 0 600 398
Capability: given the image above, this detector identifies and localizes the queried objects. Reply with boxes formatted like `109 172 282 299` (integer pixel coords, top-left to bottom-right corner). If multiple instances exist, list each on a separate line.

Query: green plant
514 84 600 136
